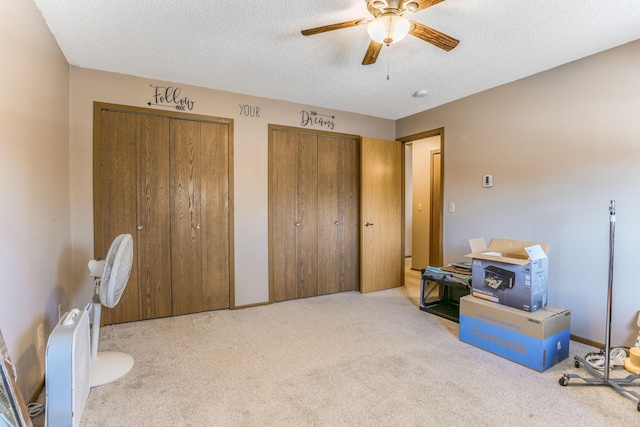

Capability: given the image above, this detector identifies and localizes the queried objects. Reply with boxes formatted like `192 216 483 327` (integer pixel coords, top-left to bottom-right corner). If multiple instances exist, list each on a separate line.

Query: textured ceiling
33 0 640 120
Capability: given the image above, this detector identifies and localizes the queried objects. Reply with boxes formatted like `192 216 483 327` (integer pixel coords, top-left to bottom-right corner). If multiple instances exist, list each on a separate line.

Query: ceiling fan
301 0 459 65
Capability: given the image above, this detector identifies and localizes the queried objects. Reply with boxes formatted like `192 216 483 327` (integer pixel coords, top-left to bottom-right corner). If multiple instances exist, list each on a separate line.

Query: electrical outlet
37 324 44 349
58 304 63 319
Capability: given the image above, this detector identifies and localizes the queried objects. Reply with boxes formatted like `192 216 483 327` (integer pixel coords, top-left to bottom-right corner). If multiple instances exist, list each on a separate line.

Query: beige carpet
33 266 637 426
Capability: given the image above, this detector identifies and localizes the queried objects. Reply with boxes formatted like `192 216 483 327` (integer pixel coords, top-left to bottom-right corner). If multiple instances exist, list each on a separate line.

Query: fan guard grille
99 234 134 308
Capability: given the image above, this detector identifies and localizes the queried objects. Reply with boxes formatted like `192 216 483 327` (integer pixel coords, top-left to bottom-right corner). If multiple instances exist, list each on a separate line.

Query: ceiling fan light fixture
405 1 419 13
367 13 411 44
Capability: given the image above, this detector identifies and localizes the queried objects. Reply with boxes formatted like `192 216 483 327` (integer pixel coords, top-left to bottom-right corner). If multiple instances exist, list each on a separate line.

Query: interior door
429 149 443 267
360 137 403 293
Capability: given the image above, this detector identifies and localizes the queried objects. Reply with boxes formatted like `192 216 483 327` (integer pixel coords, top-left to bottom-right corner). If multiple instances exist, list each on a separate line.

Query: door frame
397 128 445 269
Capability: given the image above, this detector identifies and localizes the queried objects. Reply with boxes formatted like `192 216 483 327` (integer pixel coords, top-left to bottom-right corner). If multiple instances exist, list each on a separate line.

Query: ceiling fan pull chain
387 56 390 80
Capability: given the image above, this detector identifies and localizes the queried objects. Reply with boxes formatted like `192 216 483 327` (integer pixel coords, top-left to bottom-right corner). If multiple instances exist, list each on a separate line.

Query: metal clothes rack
559 200 640 412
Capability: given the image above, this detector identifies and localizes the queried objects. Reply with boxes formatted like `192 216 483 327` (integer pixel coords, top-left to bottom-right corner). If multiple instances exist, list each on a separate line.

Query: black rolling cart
419 266 472 323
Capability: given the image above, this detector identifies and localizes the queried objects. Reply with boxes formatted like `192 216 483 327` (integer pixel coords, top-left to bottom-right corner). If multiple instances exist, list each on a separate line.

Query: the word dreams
300 110 334 130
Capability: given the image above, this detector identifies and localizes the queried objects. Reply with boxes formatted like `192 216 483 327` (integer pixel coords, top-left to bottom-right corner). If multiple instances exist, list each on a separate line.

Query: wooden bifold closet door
170 119 230 316
269 125 359 302
94 103 232 325
316 135 359 295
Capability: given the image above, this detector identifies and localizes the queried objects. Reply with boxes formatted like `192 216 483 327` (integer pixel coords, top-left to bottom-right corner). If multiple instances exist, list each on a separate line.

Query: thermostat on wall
483 174 493 188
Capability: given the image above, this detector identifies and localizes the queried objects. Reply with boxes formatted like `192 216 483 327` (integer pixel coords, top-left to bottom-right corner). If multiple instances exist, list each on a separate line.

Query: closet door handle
364 222 374 227
334 221 339 225
295 222 301 227
137 225 144 230
195 224 201 230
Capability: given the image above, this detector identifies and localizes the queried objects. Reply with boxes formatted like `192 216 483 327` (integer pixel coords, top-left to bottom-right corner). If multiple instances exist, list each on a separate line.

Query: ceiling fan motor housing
370 0 419 15
301 0 459 65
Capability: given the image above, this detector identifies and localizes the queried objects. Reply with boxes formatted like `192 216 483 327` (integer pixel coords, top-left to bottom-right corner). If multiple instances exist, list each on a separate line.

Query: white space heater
45 309 90 427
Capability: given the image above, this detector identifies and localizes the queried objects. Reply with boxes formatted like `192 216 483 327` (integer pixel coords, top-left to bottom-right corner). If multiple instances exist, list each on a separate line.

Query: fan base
90 351 134 387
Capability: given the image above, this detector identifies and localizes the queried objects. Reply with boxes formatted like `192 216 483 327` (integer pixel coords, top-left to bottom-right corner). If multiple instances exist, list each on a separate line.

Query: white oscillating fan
87 233 134 387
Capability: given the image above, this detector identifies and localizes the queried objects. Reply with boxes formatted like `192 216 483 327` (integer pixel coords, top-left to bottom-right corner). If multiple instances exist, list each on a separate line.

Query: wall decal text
300 110 335 130
148 84 195 111
239 104 260 118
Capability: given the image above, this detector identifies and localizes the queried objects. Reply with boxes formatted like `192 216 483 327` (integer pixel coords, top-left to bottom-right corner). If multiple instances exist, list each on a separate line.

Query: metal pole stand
560 355 640 411
559 200 640 411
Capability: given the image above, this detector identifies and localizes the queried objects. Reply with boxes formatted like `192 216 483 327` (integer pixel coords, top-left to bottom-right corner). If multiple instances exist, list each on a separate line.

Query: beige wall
68 67 395 311
6 0 640 401
0 0 71 399
2 2 395 398
411 136 441 270
397 39 640 346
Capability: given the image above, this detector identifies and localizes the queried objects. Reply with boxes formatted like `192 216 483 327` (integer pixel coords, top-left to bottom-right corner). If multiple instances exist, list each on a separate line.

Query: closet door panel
200 121 231 310
317 137 340 295
137 115 172 320
95 110 140 324
170 119 203 316
295 136 318 298
270 130 318 301
270 131 302 302
337 137 359 292
317 136 359 294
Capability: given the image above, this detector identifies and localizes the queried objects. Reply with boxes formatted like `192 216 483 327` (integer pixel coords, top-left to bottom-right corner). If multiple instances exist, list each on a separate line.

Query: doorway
399 129 444 285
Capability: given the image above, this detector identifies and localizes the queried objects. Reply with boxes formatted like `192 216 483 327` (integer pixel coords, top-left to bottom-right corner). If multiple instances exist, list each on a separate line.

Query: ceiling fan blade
409 21 459 51
362 40 383 65
413 0 446 12
301 19 367 36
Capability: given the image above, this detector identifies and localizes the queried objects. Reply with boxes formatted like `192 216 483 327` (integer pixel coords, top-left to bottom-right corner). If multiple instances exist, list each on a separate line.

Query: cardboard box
466 238 550 312
459 295 570 371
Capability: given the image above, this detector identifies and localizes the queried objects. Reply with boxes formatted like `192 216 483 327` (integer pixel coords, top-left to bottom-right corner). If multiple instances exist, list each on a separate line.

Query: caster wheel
636 402 640 412
574 360 580 368
559 376 569 386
